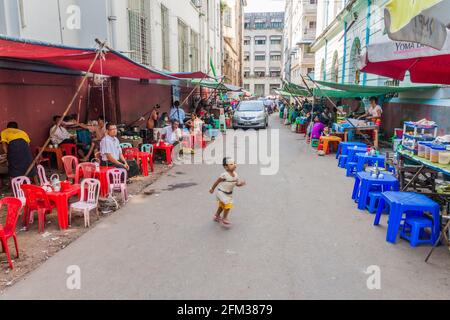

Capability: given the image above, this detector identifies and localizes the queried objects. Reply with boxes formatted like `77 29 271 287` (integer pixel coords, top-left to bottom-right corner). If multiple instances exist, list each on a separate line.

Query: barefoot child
209 157 246 226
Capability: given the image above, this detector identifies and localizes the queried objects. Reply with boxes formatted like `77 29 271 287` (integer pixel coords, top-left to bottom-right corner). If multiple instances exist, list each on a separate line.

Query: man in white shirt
100 123 129 171
50 115 75 147
161 120 183 146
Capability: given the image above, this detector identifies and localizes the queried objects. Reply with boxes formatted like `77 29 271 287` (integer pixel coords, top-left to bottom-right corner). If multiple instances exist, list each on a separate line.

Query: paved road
3 116 450 299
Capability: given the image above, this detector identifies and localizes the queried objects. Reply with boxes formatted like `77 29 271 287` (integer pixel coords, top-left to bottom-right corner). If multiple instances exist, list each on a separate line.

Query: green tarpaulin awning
312 88 382 98
191 79 229 91
276 89 309 97
315 80 442 95
281 81 311 97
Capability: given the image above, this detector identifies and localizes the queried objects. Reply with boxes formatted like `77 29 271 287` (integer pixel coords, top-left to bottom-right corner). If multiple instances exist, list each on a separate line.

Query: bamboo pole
25 40 107 177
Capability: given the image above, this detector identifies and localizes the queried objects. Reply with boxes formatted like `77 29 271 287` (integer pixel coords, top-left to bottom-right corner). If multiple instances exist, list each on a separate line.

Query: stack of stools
373 192 440 246
336 142 367 168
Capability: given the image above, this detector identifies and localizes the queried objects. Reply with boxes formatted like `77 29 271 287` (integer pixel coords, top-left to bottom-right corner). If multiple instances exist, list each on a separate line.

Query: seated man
50 115 86 158
100 123 139 178
160 120 183 146
76 117 107 161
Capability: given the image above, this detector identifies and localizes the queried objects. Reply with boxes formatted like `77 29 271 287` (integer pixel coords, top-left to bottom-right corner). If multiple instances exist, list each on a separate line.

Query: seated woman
310 115 326 141
357 96 382 124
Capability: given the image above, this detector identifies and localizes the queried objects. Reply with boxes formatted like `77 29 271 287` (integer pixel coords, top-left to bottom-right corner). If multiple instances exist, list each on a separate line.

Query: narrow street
2 116 450 300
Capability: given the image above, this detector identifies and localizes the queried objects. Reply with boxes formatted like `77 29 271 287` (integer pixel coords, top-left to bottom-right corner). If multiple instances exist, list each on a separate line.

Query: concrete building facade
243 11 284 97
0 0 223 75
222 0 246 86
283 0 317 84
311 0 450 136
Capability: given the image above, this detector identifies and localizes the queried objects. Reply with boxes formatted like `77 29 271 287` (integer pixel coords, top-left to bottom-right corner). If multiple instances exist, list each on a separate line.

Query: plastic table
319 136 342 154
356 153 386 172
373 191 440 244
347 147 368 163
153 143 174 165
352 172 400 210
47 184 81 230
137 151 153 176
95 166 114 198
336 142 367 159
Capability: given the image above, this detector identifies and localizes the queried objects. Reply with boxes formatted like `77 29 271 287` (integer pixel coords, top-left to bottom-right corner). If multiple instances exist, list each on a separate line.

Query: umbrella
359 34 450 84
385 0 450 50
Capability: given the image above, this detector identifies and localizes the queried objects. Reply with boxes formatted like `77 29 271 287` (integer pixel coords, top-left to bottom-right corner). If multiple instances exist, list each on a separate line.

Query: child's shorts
218 201 233 210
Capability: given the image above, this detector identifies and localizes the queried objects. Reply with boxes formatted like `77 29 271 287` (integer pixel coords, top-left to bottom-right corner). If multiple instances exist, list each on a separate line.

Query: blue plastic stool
338 155 348 168
367 191 382 213
400 217 433 247
346 162 358 177
374 192 440 244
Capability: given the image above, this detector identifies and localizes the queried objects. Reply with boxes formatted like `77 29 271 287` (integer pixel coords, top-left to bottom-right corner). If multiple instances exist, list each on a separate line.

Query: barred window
128 0 151 66
178 19 189 72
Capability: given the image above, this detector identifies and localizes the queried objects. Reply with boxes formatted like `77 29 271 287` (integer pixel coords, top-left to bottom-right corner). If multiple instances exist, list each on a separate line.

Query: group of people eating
0 96 229 184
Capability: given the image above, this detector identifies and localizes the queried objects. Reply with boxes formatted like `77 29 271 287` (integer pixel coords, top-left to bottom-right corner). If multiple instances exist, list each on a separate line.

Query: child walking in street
209 157 246 227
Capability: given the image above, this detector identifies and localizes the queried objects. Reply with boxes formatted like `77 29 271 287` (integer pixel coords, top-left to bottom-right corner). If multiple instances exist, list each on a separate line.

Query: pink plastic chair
107 168 128 203
0 197 23 269
69 178 100 228
11 176 31 207
75 162 97 184
62 155 78 182
37 164 49 186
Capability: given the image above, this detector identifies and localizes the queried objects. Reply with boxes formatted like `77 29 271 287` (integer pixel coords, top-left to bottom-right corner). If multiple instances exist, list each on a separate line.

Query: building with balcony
283 0 317 85
243 11 284 97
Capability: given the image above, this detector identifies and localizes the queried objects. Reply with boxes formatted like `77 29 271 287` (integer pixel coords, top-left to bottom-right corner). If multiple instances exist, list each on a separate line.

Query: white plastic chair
11 176 31 207
69 178 101 228
37 164 49 186
107 168 128 203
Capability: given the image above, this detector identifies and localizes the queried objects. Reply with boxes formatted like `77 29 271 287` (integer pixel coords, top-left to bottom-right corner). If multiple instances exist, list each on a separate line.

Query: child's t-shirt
216 171 239 204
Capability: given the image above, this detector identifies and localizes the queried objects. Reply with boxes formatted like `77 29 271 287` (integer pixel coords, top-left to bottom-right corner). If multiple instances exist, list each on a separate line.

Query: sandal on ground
213 215 222 222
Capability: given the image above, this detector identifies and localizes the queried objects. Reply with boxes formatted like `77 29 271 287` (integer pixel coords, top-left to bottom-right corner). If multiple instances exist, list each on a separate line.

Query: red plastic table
95 166 114 198
152 143 174 165
47 184 81 230
137 151 153 176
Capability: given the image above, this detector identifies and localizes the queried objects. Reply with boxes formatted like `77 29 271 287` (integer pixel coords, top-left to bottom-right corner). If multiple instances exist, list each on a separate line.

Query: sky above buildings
245 0 285 13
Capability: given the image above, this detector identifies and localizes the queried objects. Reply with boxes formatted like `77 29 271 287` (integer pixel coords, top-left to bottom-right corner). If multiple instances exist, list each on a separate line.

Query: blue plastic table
352 172 400 210
373 192 440 244
356 153 386 172
335 142 367 159
347 147 368 163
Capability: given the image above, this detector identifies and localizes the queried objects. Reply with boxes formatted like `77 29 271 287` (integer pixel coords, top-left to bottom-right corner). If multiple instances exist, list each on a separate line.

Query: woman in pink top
311 116 326 140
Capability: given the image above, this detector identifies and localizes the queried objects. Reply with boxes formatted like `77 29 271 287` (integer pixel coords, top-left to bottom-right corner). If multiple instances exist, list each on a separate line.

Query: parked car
232 100 268 129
